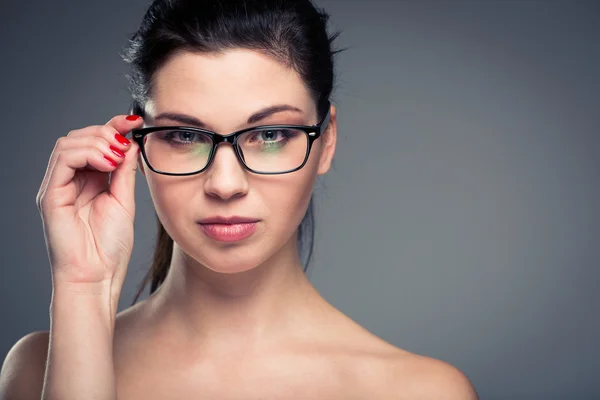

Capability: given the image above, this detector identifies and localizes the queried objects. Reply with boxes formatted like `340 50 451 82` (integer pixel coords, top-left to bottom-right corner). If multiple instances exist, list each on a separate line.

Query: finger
43 147 119 208
103 115 144 217
67 124 134 152
67 115 144 139
65 125 133 170
54 115 142 181
108 140 140 218
60 135 130 165
37 116 143 211
38 126 113 208
37 135 127 209
104 114 144 139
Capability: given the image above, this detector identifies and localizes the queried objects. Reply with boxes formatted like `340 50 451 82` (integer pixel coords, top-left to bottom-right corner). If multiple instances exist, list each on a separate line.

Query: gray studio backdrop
1 0 598 398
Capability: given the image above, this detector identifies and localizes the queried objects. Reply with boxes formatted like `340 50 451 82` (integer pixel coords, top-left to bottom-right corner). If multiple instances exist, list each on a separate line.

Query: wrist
51 280 117 328
52 279 112 295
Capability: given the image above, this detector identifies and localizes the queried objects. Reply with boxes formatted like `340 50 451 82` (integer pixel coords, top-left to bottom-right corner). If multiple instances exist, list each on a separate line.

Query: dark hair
121 0 342 304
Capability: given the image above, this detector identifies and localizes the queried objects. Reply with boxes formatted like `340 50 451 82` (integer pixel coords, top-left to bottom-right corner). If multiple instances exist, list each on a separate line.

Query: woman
1 0 477 398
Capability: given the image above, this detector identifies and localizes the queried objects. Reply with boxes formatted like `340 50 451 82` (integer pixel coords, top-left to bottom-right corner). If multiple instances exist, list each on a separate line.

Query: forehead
146 49 315 125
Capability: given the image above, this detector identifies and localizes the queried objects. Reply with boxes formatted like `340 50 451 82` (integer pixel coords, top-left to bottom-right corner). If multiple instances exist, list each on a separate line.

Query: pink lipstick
198 216 259 242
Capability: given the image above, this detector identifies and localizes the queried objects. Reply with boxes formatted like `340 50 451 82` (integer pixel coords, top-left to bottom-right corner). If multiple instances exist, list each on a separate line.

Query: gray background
1 0 598 398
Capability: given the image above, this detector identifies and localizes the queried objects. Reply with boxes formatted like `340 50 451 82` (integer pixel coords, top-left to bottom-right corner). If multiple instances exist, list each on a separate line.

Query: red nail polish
104 156 117 167
110 145 125 158
126 115 141 121
115 133 130 145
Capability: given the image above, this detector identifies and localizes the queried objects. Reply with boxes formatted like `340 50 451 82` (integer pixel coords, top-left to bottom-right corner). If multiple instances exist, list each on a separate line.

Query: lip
199 215 260 224
198 216 260 242
199 222 258 242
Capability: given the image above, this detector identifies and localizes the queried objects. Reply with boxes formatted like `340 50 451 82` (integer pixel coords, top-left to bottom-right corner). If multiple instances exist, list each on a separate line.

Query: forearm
42 282 118 400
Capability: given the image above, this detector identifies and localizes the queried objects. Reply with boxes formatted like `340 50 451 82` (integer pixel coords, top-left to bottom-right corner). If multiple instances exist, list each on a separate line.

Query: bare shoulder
335 338 478 399
313 305 478 399
310 315 477 398
338 337 478 399
0 330 49 399
382 350 479 399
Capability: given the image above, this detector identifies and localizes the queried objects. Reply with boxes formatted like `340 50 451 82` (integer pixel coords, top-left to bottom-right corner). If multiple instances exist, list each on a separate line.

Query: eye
260 130 279 141
157 130 211 145
172 130 205 143
246 129 292 143
175 131 194 142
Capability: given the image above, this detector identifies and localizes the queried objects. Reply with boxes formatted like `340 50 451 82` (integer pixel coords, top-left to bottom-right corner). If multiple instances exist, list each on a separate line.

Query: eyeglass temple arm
314 100 331 136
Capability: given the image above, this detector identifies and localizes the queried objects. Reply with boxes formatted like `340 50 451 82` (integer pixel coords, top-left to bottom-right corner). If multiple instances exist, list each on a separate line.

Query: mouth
198 216 260 242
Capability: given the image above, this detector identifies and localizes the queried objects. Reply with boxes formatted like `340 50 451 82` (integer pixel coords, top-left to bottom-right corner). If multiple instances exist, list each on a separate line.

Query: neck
146 235 325 353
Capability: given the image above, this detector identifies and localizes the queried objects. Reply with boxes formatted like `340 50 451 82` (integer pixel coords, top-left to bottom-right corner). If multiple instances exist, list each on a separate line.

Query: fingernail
115 133 130 145
126 115 141 121
104 156 117 167
110 145 125 158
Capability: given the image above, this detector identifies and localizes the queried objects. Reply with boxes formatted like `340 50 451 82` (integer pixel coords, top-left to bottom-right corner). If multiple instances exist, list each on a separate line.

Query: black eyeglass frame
131 100 331 176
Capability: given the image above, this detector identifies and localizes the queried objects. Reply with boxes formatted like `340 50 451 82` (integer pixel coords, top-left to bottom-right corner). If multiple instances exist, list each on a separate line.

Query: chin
178 237 275 275
203 261 260 274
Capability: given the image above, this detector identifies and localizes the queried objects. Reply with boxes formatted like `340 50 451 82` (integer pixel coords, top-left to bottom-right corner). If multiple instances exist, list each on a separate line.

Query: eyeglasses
131 100 331 176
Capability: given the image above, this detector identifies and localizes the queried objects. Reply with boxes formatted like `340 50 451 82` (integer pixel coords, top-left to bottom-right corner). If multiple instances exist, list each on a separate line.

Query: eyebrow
153 104 304 129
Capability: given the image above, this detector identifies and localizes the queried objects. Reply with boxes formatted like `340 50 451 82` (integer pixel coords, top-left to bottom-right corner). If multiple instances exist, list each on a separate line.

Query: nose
203 143 249 200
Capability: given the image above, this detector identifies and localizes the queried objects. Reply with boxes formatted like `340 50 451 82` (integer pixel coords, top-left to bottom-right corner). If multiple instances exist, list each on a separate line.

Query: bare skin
0 49 477 399
4 288 476 399
109 282 476 399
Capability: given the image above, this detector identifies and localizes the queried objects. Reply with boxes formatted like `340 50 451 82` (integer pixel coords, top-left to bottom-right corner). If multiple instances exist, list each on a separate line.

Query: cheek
287 144 321 214
262 164 317 233
145 175 195 227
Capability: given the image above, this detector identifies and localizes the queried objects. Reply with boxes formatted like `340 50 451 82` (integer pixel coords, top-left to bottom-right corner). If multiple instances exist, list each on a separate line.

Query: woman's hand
36 115 144 292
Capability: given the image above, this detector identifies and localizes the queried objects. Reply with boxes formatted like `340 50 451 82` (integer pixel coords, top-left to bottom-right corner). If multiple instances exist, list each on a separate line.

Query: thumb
109 139 139 218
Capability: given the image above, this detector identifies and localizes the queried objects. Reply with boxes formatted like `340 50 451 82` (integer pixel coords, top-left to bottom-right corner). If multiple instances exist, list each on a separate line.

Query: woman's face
139 49 336 274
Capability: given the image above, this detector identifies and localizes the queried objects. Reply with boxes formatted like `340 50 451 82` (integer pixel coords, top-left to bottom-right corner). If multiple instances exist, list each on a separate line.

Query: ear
317 104 337 175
